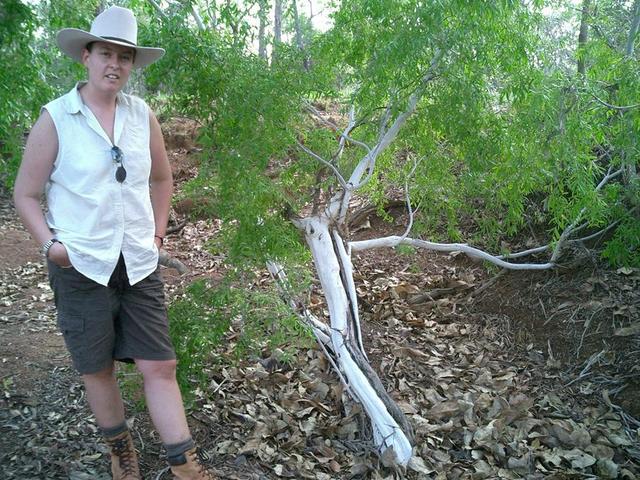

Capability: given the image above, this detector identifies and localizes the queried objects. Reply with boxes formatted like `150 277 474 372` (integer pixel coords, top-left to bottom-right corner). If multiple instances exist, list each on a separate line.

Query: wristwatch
41 238 61 258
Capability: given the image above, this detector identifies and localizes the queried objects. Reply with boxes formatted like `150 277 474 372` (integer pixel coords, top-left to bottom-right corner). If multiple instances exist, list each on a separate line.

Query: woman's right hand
48 241 72 268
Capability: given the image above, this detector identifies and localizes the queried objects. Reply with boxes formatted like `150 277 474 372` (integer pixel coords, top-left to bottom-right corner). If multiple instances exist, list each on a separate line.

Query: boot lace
111 436 138 476
188 449 216 480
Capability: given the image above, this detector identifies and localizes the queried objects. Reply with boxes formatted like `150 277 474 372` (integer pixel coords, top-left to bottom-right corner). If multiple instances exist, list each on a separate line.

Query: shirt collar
63 82 130 114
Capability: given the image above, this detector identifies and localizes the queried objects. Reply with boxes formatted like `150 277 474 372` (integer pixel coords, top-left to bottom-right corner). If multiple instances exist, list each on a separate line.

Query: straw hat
57 6 165 69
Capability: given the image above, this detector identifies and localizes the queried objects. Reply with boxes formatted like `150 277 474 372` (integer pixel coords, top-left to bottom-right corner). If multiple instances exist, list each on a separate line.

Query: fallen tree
140 0 640 469
266 45 632 468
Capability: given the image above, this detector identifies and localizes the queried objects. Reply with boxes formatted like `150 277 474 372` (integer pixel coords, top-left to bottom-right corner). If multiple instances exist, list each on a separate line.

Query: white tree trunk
297 215 413 465
292 0 310 70
258 0 269 60
626 0 640 56
273 0 283 65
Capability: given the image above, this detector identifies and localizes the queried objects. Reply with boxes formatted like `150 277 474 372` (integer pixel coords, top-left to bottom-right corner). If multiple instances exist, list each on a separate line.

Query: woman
13 6 216 480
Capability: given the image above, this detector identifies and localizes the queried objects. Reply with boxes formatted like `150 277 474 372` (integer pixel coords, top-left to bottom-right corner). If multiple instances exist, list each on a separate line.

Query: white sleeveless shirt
44 83 158 286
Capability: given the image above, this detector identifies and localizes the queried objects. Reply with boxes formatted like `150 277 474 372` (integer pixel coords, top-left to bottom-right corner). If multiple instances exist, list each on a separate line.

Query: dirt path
0 195 197 479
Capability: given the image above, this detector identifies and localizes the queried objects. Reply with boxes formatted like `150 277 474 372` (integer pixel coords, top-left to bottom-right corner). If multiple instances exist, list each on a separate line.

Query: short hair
83 41 136 62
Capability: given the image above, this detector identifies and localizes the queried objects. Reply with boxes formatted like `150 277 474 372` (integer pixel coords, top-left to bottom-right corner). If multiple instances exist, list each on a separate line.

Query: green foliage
3 0 640 272
0 0 97 188
308 0 639 265
603 210 640 267
143 9 338 266
0 0 49 187
116 363 146 412
135 0 640 269
168 268 314 404
168 279 231 403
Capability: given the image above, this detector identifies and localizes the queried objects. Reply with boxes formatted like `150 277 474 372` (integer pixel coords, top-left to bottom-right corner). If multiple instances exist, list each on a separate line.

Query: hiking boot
105 430 141 480
169 447 216 479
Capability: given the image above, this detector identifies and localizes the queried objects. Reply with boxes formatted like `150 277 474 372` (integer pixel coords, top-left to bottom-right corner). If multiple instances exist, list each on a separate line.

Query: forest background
1 0 640 477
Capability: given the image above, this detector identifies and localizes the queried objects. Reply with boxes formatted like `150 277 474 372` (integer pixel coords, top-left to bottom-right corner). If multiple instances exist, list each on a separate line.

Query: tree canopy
2 0 638 267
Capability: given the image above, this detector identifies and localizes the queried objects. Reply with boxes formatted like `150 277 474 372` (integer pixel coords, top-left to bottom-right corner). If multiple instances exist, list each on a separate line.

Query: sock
166 437 195 460
101 421 128 439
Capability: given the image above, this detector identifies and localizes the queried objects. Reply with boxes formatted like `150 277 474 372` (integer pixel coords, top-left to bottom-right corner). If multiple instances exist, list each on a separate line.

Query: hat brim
57 28 165 69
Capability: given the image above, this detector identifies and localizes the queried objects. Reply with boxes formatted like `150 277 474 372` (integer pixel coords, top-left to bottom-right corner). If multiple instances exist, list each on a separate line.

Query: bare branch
378 103 393 139
499 245 550 259
332 230 367 360
301 217 413 464
296 141 349 189
304 102 373 160
596 166 624 190
158 250 189 274
336 106 356 160
148 0 168 18
332 49 444 224
573 218 623 243
266 261 330 340
399 157 420 242
190 3 206 30
626 0 640 56
349 236 555 270
592 93 640 112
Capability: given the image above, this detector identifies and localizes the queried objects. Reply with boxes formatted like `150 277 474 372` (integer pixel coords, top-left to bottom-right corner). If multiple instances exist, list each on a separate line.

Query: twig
564 350 606 387
539 298 547 323
154 466 171 480
576 308 601 359
166 219 188 235
466 270 507 302
212 377 227 394
303 102 372 160
549 167 624 264
335 106 356 160
499 245 550 259
158 250 189 274
148 0 168 19
399 157 421 242
592 93 640 112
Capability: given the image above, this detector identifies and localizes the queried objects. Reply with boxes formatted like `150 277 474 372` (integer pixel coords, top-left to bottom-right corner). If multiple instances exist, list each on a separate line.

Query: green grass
168 270 315 406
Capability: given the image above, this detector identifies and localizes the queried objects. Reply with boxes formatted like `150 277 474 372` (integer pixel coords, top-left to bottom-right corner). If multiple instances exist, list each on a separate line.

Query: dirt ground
1 121 639 479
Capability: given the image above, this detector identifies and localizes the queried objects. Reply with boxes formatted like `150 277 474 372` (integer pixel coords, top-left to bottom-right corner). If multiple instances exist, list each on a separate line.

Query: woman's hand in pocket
48 242 72 268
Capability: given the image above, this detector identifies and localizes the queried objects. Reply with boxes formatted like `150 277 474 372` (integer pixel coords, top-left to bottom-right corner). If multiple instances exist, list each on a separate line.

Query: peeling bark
298 216 414 465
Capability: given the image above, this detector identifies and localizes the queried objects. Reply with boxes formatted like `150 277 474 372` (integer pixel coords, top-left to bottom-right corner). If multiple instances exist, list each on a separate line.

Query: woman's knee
82 363 116 382
136 358 177 381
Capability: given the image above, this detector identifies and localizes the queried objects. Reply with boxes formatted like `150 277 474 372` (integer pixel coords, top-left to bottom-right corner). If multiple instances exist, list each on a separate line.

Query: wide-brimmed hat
57 6 165 69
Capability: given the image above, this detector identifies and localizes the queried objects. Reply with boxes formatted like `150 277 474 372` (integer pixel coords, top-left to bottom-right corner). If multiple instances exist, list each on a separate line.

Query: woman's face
82 41 135 94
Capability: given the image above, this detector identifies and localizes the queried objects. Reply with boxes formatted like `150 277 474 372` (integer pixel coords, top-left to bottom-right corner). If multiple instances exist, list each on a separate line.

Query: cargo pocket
57 314 85 334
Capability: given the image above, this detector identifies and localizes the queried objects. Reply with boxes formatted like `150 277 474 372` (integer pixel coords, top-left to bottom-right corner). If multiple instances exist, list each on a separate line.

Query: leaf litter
2 129 640 479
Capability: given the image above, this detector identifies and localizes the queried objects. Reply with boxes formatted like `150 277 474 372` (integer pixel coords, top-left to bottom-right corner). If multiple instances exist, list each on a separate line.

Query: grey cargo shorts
47 255 176 374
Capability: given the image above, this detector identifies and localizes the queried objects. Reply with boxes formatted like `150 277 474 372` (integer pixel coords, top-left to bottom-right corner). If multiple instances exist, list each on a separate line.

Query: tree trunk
625 0 640 56
577 0 590 76
295 215 413 465
291 0 310 70
273 0 283 65
258 0 269 60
